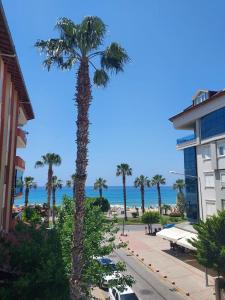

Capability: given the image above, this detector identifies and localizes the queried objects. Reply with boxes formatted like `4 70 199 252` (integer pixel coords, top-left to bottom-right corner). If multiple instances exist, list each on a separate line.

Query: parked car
96 257 120 288
108 286 139 300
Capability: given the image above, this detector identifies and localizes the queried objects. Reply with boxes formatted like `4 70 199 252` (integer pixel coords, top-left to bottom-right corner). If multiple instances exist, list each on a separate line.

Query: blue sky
3 0 225 186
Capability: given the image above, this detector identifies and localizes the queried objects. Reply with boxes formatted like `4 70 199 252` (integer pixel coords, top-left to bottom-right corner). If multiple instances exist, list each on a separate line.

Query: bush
0 222 69 300
131 212 138 218
91 197 110 212
169 212 182 217
142 211 160 234
22 207 42 225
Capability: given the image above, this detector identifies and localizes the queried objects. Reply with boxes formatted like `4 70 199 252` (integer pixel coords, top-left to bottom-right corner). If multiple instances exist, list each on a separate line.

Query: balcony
15 156 25 170
17 128 27 148
176 134 197 150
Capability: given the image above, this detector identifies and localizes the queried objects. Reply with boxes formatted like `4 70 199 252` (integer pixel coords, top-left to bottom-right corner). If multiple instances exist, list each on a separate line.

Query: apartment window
201 107 225 140
222 200 225 210
205 173 215 188
206 201 216 218
218 142 225 157
202 145 211 160
220 172 225 188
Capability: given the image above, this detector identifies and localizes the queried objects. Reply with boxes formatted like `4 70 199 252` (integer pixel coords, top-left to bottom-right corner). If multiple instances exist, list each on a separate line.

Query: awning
177 232 197 251
156 227 187 242
156 227 198 250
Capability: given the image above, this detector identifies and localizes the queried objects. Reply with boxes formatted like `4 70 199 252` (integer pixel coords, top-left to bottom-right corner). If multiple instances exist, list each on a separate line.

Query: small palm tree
134 175 150 214
35 17 128 297
24 176 37 207
173 179 185 215
94 177 108 198
173 179 185 193
116 164 132 221
151 175 166 215
52 176 63 224
66 174 77 200
35 153 61 225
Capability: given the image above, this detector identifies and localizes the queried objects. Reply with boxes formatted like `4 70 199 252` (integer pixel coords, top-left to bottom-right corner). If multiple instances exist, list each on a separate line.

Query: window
206 201 216 217
201 107 225 140
221 172 225 188
222 200 225 210
202 145 211 160
205 173 215 188
218 142 225 157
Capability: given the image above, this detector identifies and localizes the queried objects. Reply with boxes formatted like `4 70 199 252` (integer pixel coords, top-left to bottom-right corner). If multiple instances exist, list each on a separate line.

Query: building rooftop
0 1 34 120
169 89 224 123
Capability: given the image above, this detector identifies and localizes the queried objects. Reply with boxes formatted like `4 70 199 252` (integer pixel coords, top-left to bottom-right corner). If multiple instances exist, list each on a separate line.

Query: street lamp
169 170 208 286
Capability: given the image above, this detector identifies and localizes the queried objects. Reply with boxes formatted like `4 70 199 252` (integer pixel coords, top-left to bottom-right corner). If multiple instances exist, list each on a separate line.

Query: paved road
109 248 184 300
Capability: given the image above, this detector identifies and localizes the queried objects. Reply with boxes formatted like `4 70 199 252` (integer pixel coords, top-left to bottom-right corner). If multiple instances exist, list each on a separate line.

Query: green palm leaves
35 17 129 87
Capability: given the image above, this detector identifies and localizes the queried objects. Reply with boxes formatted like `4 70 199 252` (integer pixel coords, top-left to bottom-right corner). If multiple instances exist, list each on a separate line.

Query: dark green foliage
190 211 225 277
131 212 138 218
142 211 160 234
92 197 110 212
0 223 69 300
57 196 134 295
22 206 42 225
176 192 186 215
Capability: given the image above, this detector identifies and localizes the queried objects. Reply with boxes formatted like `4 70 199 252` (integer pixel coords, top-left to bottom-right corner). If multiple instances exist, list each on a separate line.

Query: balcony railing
17 128 27 148
177 134 196 146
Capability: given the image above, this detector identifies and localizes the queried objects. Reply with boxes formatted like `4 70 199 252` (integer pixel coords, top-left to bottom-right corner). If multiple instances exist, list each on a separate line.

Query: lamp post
169 170 208 286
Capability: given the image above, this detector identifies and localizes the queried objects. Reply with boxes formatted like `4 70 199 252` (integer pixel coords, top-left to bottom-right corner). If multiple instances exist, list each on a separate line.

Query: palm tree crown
94 177 108 198
94 177 108 190
151 174 166 186
173 179 185 193
35 153 61 168
35 17 129 87
116 163 132 177
24 176 37 189
52 176 63 190
134 175 150 189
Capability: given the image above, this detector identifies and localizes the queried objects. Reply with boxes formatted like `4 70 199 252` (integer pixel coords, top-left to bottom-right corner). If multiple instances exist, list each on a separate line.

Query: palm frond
35 161 44 168
93 69 109 87
101 42 129 73
77 16 106 54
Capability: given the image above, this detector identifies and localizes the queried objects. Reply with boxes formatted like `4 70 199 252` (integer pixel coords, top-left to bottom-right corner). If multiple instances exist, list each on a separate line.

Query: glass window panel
205 174 214 188
201 107 225 140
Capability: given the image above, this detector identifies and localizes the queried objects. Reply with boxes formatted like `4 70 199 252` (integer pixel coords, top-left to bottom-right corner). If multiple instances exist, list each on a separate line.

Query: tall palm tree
94 177 108 198
134 175 150 214
24 176 37 207
151 175 166 215
52 176 63 224
35 17 128 298
116 164 132 221
66 174 77 200
35 153 61 225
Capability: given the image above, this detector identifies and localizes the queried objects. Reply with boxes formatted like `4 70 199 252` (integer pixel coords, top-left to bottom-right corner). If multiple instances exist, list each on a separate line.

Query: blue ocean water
15 186 177 207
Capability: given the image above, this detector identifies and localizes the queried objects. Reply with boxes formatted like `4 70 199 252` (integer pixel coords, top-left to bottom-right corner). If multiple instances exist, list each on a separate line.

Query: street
109 248 184 300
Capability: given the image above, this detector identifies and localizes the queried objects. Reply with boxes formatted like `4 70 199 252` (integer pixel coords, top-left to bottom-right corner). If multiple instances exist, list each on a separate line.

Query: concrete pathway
119 226 216 300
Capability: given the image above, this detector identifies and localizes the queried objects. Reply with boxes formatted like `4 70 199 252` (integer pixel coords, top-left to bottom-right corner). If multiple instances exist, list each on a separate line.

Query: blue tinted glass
184 147 198 221
201 107 225 139
15 169 23 195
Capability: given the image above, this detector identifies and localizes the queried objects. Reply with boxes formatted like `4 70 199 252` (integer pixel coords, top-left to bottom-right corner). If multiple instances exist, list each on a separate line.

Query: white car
108 286 139 300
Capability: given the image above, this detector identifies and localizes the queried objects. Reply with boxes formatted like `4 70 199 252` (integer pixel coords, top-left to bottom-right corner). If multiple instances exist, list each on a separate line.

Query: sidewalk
119 229 215 300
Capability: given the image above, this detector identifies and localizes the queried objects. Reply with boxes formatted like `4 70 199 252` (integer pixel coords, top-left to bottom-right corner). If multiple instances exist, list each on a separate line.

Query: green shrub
131 212 138 218
22 207 42 225
169 212 182 217
142 211 160 234
91 197 110 212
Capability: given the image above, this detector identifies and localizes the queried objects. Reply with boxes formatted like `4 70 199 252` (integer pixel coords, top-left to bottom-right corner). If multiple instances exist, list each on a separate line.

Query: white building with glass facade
170 89 225 222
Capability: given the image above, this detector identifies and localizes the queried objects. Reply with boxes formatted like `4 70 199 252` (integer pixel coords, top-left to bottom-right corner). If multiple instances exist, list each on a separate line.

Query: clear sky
3 0 225 186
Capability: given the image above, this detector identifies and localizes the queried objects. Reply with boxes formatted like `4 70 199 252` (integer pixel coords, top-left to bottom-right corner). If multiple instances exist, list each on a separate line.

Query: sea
15 186 177 208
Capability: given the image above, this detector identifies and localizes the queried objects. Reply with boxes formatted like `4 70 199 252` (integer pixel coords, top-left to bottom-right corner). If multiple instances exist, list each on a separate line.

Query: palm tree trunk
70 57 91 300
141 185 145 214
122 175 127 221
157 183 162 215
25 188 29 207
99 188 102 199
47 165 53 226
73 180 76 200
52 187 56 225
